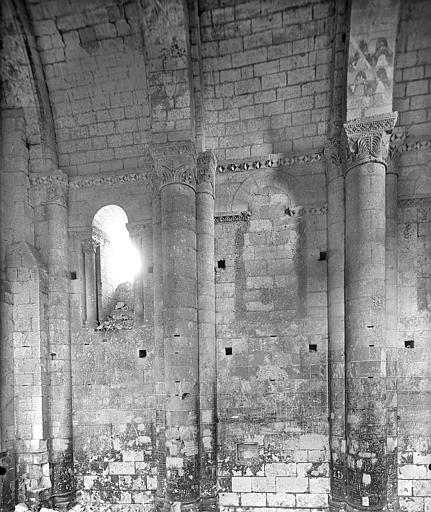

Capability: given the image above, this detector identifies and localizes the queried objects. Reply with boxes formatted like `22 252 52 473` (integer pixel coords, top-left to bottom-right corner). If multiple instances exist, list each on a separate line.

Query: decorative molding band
216 153 323 174
69 173 149 189
398 197 431 208
401 139 431 153
28 138 431 193
214 205 327 224
214 211 251 223
215 138 431 175
286 204 327 217
344 112 398 136
30 173 69 187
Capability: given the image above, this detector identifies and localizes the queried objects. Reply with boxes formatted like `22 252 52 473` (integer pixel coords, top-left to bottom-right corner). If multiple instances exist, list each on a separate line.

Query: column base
329 495 347 512
84 320 98 329
52 493 73 510
200 495 217 511
345 501 386 512
160 497 201 512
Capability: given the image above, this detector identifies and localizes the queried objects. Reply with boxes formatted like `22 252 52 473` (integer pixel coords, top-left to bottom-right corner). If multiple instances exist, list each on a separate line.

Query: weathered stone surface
1 0 431 511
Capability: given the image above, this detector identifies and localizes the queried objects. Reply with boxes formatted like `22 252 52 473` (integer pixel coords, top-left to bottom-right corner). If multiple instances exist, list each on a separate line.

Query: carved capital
150 142 197 190
92 227 108 246
387 127 407 174
82 238 99 254
126 221 151 243
30 170 69 206
344 112 398 171
324 137 345 165
46 182 68 206
323 137 346 181
197 150 217 196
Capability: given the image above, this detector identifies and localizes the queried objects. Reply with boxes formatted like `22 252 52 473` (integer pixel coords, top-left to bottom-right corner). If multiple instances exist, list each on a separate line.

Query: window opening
92 205 141 328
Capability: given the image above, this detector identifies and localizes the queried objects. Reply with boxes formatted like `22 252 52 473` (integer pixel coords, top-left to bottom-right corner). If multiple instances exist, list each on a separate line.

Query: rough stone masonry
1 0 431 512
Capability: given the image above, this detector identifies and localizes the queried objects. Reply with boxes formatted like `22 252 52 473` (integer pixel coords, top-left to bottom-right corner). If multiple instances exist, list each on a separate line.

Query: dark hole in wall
70 271 77 280
342 32 347 42
50 353 56 360
309 344 317 352
428 464 431 471
174 334 180 338
405 340 414 349
225 347 232 355
319 251 327 261
237 443 259 462
218 259 226 269
139 349 147 358
0 466 6 476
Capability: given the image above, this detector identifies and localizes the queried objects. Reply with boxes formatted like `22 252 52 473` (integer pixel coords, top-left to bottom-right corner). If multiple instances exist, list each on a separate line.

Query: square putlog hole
217 259 226 269
404 340 414 349
225 347 232 356
237 443 259 463
139 349 147 358
309 344 317 352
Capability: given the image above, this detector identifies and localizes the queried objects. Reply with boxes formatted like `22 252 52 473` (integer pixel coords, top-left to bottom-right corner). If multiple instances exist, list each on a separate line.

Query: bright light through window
93 205 142 287
110 224 141 286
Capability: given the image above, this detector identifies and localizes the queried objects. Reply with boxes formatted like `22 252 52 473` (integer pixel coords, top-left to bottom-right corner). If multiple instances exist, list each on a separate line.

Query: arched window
92 205 141 326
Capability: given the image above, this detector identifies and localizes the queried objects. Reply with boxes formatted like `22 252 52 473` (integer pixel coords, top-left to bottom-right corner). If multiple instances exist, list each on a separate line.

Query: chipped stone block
265 462 297 477
267 492 296 507
109 462 136 475
400 465 428 480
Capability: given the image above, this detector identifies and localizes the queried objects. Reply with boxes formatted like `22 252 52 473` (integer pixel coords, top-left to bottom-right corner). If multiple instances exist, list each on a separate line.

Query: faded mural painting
348 37 394 108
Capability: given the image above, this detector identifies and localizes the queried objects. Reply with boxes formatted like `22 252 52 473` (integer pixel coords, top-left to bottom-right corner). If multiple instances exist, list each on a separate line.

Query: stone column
82 238 98 329
45 176 74 508
152 142 199 511
126 223 145 323
385 131 403 511
343 113 397 512
324 138 346 512
152 182 166 512
196 151 217 511
141 223 154 324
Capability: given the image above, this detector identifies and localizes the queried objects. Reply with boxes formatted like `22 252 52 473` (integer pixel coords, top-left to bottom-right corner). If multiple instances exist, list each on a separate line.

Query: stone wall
198 0 334 160
214 163 328 510
27 0 151 175
397 196 431 512
393 0 431 139
1 0 431 511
